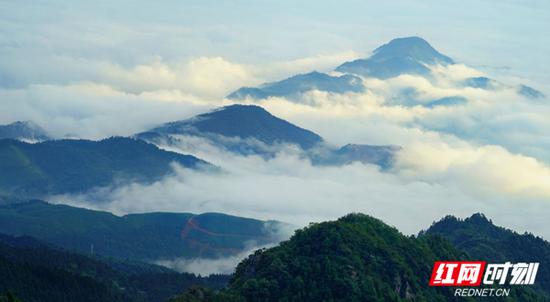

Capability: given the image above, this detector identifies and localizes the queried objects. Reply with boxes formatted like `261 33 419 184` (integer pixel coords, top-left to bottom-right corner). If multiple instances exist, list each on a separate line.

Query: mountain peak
213 104 269 115
464 212 492 225
375 36 431 51
213 212 467 301
0 120 51 142
422 212 504 242
335 36 453 79
139 104 324 150
372 36 454 64
428 213 493 228
374 36 431 51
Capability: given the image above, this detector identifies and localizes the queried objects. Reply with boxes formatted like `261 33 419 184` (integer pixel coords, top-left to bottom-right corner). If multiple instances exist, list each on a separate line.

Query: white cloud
396 141 550 198
0 83 214 139
155 243 275 276
100 57 257 99
252 64 550 165
0 48 367 140
51 129 550 240
430 63 486 83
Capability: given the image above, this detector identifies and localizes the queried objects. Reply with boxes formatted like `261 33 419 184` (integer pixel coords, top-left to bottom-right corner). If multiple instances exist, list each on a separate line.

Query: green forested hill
3 211 549 301
0 200 283 261
169 214 546 302
220 214 463 302
0 137 207 197
422 213 550 297
0 233 229 302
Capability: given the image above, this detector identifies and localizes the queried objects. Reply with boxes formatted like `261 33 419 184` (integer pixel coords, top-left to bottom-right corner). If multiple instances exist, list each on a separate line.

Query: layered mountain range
335 36 454 79
2 36 543 200
136 104 398 169
228 36 545 103
0 36 547 302
0 104 397 200
227 71 365 100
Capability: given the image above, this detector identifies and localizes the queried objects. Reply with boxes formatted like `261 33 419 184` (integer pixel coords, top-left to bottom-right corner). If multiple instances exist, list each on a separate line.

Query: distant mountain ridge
137 104 323 151
461 76 499 89
0 137 207 197
0 106 398 204
519 84 545 99
227 36 545 105
0 199 285 261
137 104 398 168
336 36 454 79
227 71 364 100
0 121 51 142
227 37 455 101
319 144 401 167
461 77 545 100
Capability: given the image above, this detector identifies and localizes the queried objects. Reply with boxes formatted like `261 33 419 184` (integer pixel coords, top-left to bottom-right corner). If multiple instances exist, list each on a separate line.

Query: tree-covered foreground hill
170 214 547 302
422 213 550 298
2 212 548 301
0 233 228 302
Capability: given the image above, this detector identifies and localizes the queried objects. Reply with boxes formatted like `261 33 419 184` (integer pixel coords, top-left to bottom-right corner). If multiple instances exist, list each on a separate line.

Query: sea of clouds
2 0 550 274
